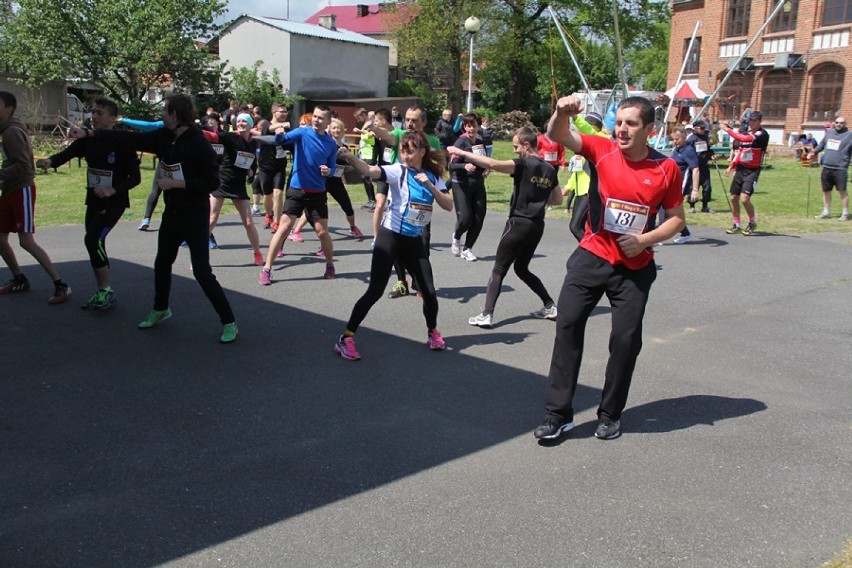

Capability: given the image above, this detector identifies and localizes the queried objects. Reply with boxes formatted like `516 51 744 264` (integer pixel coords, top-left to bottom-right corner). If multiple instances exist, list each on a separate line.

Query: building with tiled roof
304 3 418 69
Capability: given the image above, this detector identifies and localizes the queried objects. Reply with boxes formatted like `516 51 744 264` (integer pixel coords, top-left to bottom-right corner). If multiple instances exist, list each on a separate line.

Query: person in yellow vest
565 112 608 241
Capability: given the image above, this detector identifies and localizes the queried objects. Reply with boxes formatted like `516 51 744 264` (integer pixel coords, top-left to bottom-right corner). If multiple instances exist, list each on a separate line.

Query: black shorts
258 169 287 195
730 167 760 196
821 168 848 193
284 189 328 222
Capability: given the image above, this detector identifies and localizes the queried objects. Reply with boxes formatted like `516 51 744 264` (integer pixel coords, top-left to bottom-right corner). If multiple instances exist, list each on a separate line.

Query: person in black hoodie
37 97 141 310
69 94 238 343
448 112 488 261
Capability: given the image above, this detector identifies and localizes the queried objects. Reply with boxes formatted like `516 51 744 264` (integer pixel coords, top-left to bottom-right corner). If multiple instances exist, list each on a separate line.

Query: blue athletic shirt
274 127 338 191
380 164 447 237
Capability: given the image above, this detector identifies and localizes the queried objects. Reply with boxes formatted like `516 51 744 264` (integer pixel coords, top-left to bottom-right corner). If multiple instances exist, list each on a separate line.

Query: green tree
1 0 225 104
392 0 491 115
224 62 303 116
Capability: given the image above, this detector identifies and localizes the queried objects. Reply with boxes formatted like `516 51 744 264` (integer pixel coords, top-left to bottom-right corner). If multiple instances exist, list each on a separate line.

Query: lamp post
464 16 481 112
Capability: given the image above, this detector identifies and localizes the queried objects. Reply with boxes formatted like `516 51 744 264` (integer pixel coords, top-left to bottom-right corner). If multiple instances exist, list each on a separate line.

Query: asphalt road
1 207 850 567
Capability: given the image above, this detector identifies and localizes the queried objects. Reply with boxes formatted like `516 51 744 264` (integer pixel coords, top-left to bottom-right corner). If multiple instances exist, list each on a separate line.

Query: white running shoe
672 235 693 244
460 248 477 261
468 312 493 328
450 234 461 256
534 305 557 320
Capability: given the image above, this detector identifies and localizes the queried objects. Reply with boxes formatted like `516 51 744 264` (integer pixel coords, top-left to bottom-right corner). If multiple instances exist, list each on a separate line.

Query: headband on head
236 113 254 128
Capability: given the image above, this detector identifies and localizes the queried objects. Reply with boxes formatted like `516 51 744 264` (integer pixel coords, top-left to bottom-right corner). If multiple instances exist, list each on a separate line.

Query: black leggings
325 176 355 217
144 177 161 219
569 194 589 242
451 180 486 249
363 176 376 203
393 221 431 285
84 203 125 269
347 226 439 333
483 217 553 314
154 202 235 325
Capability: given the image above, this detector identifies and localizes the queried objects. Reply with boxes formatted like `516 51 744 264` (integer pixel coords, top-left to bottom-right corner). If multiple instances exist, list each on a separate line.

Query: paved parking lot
1 210 850 567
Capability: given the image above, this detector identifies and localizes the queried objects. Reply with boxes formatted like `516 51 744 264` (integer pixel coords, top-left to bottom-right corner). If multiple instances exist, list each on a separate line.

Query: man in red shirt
534 95 685 442
537 123 566 169
721 111 768 236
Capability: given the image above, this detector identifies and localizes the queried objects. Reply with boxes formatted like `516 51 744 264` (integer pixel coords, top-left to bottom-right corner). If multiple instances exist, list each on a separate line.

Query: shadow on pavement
0 258 601 567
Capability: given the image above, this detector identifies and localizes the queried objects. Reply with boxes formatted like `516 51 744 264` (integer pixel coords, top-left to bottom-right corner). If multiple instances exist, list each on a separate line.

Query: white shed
216 15 390 99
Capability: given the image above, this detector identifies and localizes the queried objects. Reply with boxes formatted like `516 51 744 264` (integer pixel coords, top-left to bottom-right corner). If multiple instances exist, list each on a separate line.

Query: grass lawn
30 141 852 239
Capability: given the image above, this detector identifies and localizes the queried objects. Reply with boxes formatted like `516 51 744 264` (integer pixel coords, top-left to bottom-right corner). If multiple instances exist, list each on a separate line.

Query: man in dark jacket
434 109 458 150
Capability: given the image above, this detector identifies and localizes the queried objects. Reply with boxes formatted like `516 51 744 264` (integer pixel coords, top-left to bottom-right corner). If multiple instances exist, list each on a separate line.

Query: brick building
668 0 851 144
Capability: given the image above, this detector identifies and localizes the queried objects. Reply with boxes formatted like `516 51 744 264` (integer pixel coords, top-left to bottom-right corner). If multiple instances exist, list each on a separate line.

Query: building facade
668 0 851 144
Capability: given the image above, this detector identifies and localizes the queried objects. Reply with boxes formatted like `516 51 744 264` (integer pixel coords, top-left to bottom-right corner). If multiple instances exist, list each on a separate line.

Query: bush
490 110 539 139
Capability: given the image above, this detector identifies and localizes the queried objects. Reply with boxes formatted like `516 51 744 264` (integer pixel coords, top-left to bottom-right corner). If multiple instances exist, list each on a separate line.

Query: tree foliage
0 0 226 104
224 62 303 115
393 0 670 124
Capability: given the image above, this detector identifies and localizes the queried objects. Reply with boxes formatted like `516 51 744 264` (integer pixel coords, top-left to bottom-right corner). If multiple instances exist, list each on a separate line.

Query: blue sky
221 0 326 24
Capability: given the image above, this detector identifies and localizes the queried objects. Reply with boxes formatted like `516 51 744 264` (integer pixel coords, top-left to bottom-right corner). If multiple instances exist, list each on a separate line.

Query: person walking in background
687 119 715 213
670 126 700 244
0 91 71 304
809 116 851 221
449 113 488 262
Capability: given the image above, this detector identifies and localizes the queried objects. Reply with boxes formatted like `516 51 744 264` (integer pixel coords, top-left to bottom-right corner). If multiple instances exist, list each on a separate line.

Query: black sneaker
0 275 30 294
533 416 574 440
594 419 621 440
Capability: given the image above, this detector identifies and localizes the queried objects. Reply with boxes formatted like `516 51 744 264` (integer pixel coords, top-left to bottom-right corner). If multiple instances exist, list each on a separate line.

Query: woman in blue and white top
333 131 454 361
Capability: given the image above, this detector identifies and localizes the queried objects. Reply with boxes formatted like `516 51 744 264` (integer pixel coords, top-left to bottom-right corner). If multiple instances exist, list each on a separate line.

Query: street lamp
464 16 481 112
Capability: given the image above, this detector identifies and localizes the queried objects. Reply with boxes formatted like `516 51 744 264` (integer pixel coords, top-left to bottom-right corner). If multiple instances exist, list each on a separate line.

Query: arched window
762 71 792 120
809 63 845 121
718 73 755 120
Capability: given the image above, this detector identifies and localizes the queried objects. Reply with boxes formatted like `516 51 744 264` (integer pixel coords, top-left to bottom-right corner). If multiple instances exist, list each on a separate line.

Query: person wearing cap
565 111 608 241
535 95 684 442
687 119 715 213
721 110 768 236
202 112 264 266
808 117 851 221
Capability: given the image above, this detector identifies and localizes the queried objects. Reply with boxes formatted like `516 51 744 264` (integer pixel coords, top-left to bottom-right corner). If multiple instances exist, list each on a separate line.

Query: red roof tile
304 3 416 34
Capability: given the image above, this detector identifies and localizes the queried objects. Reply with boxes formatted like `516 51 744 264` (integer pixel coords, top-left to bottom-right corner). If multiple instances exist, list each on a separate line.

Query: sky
221 0 328 24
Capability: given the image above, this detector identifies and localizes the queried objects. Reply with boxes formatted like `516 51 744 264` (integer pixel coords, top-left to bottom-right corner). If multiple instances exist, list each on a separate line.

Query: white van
66 94 91 126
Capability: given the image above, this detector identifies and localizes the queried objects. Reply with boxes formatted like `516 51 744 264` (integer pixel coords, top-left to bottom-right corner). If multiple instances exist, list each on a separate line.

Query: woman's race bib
234 151 255 169
603 198 649 236
472 144 486 156
87 168 113 188
405 202 433 227
212 144 224 156
275 146 287 159
158 162 185 181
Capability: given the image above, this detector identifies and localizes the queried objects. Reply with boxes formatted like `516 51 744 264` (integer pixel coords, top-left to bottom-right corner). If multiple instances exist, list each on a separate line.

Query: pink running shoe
288 231 304 243
349 225 364 238
334 334 361 360
427 329 446 351
315 247 324 257
259 268 272 286
276 247 284 258
253 251 264 266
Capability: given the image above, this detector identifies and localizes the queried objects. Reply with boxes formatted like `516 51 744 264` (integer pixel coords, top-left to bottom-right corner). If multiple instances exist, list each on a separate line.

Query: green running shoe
220 322 238 344
138 308 172 329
